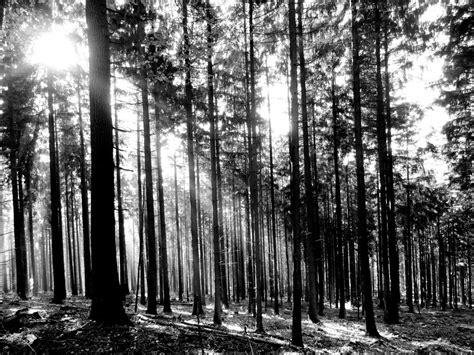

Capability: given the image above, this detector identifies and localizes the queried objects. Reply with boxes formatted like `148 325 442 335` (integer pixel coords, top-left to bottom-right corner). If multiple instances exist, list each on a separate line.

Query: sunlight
29 29 78 71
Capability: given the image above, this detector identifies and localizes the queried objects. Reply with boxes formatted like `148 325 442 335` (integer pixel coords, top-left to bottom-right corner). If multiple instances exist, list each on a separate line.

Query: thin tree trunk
374 2 394 324
153 89 172 313
265 59 279 316
114 76 129 298
206 1 222 324
137 110 146 306
404 155 413 313
174 155 183 301
47 71 66 304
77 76 91 299
183 0 203 315
332 72 345 319
351 0 379 336
289 0 303 345
297 0 318 323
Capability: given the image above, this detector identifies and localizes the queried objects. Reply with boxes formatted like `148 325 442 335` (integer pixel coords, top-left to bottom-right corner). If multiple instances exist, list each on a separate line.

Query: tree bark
182 0 203 315
86 0 129 324
47 71 66 304
114 76 129 298
77 76 91 299
351 0 379 336
153 89 172 313
289 0 303 346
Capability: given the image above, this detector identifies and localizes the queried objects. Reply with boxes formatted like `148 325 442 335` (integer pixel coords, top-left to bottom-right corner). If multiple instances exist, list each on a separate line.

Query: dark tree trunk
374 2 396 324
86 0 129 324
65 173 77 296
216 119 229 309
206 1 222 324
47 71 66 304
310 104 324 315
25 171 37 295
297 0 318 323
141 75 157 315
174 155 183 301
77 77 91 299
265 61 279 316
182 0 203 315
404 160 413 313
383 2 400 311
289 0 303 346
351 0 379 336
153 90 172 313
114 78 129 298
136 111 146 306
332 73 345 319
438 216 447 311
431 238 437 307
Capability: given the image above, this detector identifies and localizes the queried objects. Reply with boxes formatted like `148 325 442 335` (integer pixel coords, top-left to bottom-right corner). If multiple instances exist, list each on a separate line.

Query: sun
29 29 78 71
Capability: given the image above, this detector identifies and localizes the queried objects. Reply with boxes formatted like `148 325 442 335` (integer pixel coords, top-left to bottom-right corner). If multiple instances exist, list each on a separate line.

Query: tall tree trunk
289 0 303 346
383 0 400 312
332 72 345 319
182 0 203 315
141 77 157 315
136 108 146 306
242 14 255 316
265 59 279 316
404 155 413 312
65 172 77 296
86 0 129 324
25 171 37 295
47 71 66 304
114 76 129 298
297 0 318 323
153 89 172 313
438 216 447 311
77 76 91 299
310 103 324 315
206 0 222 324
174 155 183 301
216 115 229 309
351 0 379 336
374 2 396 324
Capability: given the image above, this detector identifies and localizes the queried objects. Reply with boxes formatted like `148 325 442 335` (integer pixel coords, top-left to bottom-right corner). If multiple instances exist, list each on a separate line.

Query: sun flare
29 30 78 71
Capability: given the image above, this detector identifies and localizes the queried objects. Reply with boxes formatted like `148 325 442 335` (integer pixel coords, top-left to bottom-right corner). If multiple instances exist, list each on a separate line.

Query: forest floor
0 293 472 353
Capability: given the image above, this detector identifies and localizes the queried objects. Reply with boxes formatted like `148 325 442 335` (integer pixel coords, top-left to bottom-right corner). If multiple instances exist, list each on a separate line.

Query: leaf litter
0 293 472 353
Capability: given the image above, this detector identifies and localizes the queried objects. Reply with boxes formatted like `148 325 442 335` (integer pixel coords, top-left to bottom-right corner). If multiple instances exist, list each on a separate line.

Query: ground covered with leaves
0 293 472 353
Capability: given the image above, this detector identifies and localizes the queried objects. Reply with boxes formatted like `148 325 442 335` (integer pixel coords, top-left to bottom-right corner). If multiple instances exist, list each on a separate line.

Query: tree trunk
77 76 91 299
297 0 318 323
153 89 172 313
47 71 66 304
310 103 324 315
289 0 303 346
182 0 203 315
404 157 413 312
351 0 379 336
136 108 146 306
265 60 279 315
86 0 129 324
206 1 222 324
174 155 183 301
375 2 396 324
332 72 345 319
114 77 129 298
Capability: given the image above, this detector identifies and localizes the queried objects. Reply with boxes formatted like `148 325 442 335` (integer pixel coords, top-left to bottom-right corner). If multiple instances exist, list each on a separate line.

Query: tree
86 0 130 324
182 0 203 316
351 0 379 337
288 0 303 346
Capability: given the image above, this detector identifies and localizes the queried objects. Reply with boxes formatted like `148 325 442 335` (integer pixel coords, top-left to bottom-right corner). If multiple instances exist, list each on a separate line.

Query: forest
0 0 472 352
